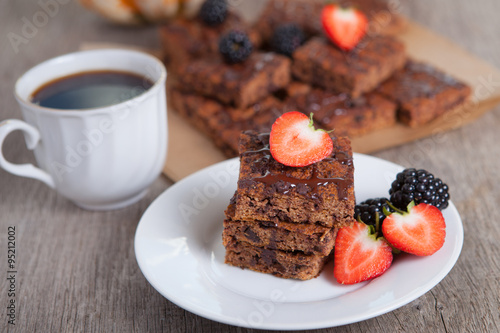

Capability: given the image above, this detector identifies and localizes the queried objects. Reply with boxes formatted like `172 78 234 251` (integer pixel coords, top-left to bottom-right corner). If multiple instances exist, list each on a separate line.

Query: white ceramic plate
134 153 463 330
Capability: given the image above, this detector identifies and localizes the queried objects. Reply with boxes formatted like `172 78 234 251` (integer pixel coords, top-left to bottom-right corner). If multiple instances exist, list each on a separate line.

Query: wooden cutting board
81 18 500 183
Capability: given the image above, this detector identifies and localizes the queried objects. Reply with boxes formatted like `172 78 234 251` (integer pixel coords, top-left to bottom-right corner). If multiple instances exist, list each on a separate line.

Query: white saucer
134 153 463 330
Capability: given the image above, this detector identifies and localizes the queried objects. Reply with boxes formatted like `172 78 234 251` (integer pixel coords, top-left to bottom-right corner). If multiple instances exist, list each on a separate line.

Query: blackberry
271 23 305 57
354 198 394 229
390 168 450 210
199 0 227 26
219 30 253 63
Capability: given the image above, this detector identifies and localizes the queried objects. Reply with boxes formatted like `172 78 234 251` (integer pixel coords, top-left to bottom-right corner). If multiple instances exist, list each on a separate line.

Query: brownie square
177 52 291 108
233 131 355 228
377 60 472 127
254 0 406 46
223 203 337 256
287 87 397 137
292 36 406 98
159 12 261 72
224 239 331 280
170 88 288 157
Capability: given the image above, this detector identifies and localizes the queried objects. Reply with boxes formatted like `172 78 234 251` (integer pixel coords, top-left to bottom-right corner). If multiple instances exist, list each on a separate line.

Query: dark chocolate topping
255 166 352 200
241 133 353 200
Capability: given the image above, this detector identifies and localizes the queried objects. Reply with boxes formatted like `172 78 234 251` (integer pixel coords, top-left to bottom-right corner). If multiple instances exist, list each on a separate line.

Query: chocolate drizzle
328 151 352 166
242 133 353 200
255 166 351 200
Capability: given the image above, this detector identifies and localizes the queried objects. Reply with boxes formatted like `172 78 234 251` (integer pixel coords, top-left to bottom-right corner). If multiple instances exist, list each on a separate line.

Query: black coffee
30 70 154 110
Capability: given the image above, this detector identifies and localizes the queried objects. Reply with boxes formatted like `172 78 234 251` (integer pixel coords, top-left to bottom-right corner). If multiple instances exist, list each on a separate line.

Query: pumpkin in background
80 0 205 24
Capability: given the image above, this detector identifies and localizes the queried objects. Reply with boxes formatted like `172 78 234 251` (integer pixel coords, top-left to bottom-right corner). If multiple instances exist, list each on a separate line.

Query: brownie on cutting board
170 87 288 157
286 85 397 137
292 36 406 98
377 60 472 127
159 11 261 71
177 52 291 108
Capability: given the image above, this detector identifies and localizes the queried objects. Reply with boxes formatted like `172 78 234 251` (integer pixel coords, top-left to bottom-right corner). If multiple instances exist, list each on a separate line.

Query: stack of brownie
161 0 471 158
222 130 355 280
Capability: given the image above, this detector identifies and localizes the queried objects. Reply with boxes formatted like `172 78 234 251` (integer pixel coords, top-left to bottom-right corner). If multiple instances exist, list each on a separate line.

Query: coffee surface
31 70 154 110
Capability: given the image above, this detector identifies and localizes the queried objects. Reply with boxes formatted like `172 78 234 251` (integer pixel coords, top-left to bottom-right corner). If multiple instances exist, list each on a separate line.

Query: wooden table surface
1 1 499 332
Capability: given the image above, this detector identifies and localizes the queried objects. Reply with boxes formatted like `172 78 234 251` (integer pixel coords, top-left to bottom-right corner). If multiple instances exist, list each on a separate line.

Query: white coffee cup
0 49 167 210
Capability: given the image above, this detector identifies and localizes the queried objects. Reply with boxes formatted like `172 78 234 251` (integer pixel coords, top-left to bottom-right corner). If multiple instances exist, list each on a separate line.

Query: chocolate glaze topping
241 133 352 200
255 166 352 200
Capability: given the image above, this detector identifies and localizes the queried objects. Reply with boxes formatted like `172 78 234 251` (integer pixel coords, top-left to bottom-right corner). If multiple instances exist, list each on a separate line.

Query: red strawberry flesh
382 203 446 256
334 221 393 285
270 111 333 167
321 4 368 51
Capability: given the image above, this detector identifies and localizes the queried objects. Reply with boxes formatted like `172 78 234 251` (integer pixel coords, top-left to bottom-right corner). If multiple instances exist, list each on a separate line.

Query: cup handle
0 119 55 188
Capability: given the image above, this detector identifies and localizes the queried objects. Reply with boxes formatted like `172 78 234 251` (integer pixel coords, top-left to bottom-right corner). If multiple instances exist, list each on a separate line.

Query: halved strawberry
321 4 368 51
382 202 446 256
334 221 393 285
269 111 333 167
